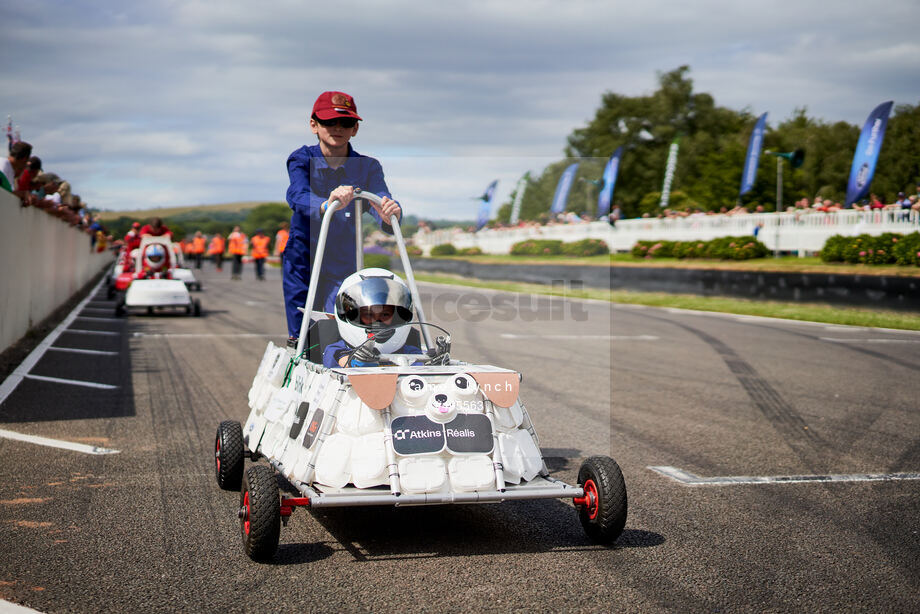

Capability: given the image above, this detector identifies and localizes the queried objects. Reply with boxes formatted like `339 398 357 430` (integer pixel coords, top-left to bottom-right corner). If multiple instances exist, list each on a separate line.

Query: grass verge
427 253 920 277
413 272 920 331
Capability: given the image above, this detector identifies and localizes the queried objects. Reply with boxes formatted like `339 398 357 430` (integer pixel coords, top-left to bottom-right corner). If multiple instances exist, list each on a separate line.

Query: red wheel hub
215 439 221 473
574 479 599 520
241 491 251 535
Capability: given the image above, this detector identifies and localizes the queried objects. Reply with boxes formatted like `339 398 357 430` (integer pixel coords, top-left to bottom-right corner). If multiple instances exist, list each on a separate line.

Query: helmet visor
336 276 413 330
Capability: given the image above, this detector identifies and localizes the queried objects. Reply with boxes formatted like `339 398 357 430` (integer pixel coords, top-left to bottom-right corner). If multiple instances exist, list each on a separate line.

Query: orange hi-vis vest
251 235 270 259
274 229 289 255
228 232 247 255
192 236 207 254
207 236 225 255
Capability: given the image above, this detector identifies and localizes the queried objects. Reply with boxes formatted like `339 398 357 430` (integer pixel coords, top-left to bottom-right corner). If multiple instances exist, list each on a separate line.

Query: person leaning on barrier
2 141 31 194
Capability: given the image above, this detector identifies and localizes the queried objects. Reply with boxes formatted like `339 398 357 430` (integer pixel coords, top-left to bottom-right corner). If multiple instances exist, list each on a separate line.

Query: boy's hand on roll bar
372 196 401 222
328 185 355 208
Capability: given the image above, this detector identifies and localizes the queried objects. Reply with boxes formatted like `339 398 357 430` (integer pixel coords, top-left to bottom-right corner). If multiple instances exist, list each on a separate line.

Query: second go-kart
115 235 202 317
214 190 626 561
169 242 202 292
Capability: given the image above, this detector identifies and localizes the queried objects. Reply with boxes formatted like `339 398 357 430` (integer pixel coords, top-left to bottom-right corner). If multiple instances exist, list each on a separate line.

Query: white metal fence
412 209 920 256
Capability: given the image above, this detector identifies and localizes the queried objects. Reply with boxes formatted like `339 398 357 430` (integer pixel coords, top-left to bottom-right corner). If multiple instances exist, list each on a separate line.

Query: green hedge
363 253 391 269
560 238 610 257
510 239 564 256
458 247 483 256
430 243 458 256
632 236 769 260
820 232 920 266
509 238 610 257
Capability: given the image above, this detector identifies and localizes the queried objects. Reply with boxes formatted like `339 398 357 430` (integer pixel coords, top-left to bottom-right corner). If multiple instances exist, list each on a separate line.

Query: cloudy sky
3 1 918 219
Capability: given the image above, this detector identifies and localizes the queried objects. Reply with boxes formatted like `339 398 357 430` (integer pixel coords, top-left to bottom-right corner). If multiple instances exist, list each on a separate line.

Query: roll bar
295 189 432 356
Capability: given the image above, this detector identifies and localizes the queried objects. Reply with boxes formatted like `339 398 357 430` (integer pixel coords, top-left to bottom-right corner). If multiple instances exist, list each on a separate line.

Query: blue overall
283 144 394 339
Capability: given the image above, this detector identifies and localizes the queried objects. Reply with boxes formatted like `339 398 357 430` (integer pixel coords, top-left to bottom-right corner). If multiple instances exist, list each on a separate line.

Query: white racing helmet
335 268 414 354
143 244 167 270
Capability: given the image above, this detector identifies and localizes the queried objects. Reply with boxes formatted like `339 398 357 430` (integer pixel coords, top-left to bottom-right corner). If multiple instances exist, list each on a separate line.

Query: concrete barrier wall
0 191 112 352
414 209 920 255
400 258 920 311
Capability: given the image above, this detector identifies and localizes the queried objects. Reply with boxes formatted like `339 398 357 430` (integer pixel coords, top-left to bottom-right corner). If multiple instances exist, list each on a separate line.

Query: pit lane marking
131 333 287 338
649 465 920 486
0 428 119 455
23 374 118 390
500 334 658 340
48 347 119 356
819 337 920 344
0 277 106 406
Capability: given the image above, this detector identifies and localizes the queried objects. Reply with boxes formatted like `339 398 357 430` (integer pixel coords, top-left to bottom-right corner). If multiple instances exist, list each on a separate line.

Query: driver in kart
323 268 421 368
283 91 402 348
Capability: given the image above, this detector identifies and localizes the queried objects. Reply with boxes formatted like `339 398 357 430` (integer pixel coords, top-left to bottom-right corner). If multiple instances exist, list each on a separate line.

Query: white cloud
0 0 917 216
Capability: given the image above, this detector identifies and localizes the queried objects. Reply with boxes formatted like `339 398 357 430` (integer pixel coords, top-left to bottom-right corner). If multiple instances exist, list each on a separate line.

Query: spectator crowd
3 138 113 251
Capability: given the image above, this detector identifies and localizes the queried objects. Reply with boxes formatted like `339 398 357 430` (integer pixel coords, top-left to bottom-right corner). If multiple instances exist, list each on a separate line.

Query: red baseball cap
312 91 362 121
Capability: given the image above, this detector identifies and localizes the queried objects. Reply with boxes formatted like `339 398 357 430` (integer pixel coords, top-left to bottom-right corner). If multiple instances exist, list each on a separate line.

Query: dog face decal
424 385 458 423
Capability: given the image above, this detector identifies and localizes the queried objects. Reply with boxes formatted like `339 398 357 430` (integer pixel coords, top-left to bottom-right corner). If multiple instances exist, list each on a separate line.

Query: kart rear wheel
215 420 244 491
240 465 280 561
193 299 202 317
114 297 126 317
576 456 627 545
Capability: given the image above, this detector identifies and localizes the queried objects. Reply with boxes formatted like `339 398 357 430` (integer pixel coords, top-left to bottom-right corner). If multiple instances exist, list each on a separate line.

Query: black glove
349 341 380 366
425 335 451 365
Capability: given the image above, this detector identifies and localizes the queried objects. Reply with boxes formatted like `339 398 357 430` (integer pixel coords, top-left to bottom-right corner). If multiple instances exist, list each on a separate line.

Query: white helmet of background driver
335 268 414 354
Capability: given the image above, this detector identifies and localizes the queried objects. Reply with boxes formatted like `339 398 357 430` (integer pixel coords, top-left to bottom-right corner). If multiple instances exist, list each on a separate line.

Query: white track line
131 332 286 338
23 374 118 390
48 347 119 356
819 337 920 344
0 277 123 455
0 598 45 613
65 329 119 336
649 465 920 486
75 315 118 322
0 428 119 455
500 333 658 340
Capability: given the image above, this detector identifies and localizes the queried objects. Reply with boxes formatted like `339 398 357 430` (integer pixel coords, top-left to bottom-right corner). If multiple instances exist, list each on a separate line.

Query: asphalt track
1 263 918 613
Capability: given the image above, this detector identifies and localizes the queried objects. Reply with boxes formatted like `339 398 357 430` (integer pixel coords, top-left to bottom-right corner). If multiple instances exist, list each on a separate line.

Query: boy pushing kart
283 91 402 345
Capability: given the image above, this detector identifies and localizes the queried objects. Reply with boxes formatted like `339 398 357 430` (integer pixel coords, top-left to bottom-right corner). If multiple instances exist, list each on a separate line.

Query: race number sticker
301 408 324 449
445 414 493 454
391 415 446 456
289 401 310 440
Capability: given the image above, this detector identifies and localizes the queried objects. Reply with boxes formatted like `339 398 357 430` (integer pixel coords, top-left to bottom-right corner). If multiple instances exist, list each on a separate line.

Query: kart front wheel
576 455 627 545
215 420 244 491
193 299 202 317
240 465 280 561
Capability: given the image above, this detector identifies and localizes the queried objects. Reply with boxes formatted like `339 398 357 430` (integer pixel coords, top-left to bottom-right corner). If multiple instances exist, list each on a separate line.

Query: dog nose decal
435 394 447 404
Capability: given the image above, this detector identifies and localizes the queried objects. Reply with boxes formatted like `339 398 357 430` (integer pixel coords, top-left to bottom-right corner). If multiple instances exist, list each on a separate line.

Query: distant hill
96 201 280 222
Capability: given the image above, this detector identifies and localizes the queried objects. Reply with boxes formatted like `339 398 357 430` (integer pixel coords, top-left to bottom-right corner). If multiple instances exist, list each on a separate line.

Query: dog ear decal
348 373 399 410
470 372 519 408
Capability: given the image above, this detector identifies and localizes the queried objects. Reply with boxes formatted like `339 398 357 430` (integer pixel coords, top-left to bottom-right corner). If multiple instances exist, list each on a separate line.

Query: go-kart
214 190 626 561
115 235 202 317
169 242 202 292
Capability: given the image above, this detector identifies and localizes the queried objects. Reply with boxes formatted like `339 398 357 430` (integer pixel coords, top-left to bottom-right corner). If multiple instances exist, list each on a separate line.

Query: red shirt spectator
139 217 172 238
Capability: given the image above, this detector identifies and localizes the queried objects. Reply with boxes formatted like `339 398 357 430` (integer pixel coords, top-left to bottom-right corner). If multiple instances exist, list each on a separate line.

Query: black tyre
195 282 202 291
215 421 244 490
240 465 280 561
106 284 115 300
576 455 627 545
193 299 202 317
114 297 126 317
